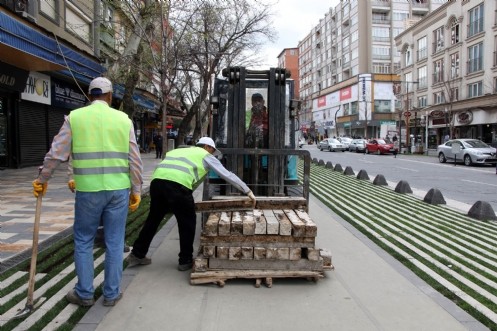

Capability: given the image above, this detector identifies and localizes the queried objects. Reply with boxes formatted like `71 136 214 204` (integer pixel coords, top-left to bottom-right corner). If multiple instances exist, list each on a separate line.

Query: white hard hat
197 137 221 156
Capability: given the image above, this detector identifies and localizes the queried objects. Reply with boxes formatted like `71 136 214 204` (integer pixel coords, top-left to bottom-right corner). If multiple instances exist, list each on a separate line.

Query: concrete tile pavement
0 152 161 273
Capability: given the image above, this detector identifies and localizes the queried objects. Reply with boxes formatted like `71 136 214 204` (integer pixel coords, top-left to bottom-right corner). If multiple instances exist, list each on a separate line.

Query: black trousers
132 179 196 264
156 146 163 159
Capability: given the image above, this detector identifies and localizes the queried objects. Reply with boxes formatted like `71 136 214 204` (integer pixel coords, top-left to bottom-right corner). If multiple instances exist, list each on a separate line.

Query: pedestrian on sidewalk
126 137 256 271
154 132 163 159
32 77 143 307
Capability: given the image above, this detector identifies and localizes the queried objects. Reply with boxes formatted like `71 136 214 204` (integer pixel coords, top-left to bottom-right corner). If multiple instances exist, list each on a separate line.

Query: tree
163 0 276 146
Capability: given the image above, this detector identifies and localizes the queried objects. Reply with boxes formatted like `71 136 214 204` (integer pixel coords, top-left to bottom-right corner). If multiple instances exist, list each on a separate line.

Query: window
433 59 444 84
418 66 427 88
405 47 412 66
450 53 459 78
433 91 445 104
450 87 459 101
343 103 350 115
372 46 390 59
417 96 427 107
40 0 57 20
65 2 92 43
393 11 409 21
372 12 388 24
372 27 390 42
468 3 484 37
433 26 444 52
374 100 391 113
467 81 483 98
417 36 427 60
468 42 483 73
350 101 358 114
451 19 460 45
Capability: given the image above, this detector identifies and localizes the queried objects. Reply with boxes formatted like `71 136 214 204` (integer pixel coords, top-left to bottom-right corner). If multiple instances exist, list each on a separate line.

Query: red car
365 139 396 155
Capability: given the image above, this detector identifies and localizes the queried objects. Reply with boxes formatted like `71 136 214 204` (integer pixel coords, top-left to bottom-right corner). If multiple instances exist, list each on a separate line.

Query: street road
305 145 497 212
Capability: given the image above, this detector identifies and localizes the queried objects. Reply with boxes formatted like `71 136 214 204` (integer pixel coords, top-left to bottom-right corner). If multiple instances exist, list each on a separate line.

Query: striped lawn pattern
304 161 497 328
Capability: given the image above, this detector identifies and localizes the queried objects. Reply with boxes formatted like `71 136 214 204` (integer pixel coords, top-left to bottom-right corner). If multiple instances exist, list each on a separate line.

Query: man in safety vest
32 77 143 307
126 137 256 271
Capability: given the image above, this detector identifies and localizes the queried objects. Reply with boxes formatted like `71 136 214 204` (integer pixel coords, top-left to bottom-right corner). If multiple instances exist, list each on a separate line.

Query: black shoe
103 293 122 306
178 262 193 271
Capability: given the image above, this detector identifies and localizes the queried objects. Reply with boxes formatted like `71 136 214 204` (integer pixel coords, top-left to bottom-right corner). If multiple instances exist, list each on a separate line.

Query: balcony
372 0 390 12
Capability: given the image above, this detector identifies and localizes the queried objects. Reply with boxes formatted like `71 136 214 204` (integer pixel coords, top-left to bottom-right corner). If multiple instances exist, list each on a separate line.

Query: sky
259 0 340 68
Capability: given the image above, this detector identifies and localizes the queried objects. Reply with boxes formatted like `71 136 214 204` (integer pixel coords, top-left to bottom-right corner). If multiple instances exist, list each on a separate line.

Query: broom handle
26 194 42 307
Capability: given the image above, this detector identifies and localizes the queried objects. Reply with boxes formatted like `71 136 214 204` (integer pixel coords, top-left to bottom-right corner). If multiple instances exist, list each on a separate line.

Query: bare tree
164 0 276 146
437 65 462 140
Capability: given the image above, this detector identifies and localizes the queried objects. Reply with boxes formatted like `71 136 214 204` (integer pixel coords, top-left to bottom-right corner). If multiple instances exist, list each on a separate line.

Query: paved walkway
0 152 161 272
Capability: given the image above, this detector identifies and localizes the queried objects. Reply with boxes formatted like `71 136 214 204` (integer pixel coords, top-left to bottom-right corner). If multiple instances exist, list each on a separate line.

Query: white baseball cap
88 77 113 95
197 137 221 156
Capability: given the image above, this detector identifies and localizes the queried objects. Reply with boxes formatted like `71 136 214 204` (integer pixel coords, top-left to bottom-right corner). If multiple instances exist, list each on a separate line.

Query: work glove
247 190 256 209
129 193 141 212
68 180 75 193
32 179 47 198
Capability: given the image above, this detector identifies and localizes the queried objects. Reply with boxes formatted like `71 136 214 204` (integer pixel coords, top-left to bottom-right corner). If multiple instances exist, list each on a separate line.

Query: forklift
205 66 310 202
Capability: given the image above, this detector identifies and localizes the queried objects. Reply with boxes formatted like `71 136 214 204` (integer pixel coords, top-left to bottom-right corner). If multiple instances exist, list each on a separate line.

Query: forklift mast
208 67 310 200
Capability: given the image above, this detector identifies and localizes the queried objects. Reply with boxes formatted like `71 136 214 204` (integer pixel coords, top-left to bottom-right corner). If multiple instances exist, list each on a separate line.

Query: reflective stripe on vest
152 147 209 190
70 102 131 192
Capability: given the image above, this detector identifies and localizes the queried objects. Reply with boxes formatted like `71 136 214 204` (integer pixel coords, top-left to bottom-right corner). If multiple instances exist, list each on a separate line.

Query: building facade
0 1 163 168
395 0 497 149
298 0 447 141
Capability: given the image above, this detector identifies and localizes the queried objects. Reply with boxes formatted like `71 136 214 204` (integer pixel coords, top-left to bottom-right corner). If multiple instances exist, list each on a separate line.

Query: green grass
304 161 497 329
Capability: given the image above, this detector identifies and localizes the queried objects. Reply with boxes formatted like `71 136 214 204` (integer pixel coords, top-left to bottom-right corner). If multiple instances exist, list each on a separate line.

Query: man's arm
203 155 250 194
38 116 72 183
128 124 143 195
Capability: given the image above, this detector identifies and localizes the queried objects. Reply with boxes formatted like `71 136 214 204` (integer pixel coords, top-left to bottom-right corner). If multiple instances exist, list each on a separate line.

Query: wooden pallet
190 269 328 288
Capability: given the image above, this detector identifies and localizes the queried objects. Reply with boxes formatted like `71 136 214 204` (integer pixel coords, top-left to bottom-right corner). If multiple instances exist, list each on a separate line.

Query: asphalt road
304 144 497 212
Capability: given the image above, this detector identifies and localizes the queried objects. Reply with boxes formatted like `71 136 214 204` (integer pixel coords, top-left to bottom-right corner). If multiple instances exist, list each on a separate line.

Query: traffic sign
403 111 411 117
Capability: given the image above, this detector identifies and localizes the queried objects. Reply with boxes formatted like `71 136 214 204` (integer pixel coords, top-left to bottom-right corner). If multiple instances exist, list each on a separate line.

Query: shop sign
340 87 351 101
52 78 87 109
0 61 29 92
21 72 51 105
430 110 445 119
456 110 473 125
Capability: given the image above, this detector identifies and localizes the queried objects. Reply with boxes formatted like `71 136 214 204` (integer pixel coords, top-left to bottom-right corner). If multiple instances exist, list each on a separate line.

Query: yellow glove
129 193 141 212
247 190 256 209
32 179 47 197
68 180 75 193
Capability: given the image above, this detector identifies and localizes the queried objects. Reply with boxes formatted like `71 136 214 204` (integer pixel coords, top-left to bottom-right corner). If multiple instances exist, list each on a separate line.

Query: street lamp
334 105 341 137
444 107 449 141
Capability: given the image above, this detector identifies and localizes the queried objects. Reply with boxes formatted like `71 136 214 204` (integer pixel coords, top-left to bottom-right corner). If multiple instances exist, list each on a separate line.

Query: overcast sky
259 0 340 68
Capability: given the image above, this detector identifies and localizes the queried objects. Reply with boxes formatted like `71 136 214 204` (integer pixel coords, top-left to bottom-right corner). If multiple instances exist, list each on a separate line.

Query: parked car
365 139 395 155
349 139 367 152
337 137 353 150
318 138 346 152
437 139 497 166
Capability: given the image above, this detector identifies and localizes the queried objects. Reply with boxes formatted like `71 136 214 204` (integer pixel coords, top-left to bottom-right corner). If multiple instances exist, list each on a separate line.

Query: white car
437 139 497 166
337 137 353 150
318 138 346 152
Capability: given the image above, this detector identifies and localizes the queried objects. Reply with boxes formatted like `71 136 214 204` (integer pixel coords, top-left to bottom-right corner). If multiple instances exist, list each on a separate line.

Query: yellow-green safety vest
153 147 209 190
70 102 131 192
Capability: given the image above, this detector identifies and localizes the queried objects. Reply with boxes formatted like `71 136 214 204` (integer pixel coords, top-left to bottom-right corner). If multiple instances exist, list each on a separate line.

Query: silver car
437 139 497 166
348 139 367 152
318 138 346 152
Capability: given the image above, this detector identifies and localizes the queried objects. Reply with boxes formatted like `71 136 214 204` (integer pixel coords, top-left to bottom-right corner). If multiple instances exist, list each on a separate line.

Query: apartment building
395 0 497 149
298 0 447 140
277 47 300 101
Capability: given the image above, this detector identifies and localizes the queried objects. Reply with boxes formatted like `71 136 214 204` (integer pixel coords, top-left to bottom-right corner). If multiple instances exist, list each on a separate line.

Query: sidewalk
80 191 485 331
0 152 161 272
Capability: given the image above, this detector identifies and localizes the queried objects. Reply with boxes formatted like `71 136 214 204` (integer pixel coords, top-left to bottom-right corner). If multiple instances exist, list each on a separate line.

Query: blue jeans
73 189 129 300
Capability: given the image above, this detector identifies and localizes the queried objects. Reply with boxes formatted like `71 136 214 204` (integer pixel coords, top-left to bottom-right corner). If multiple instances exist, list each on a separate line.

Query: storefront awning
113 84 159 113
0 11 105 83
